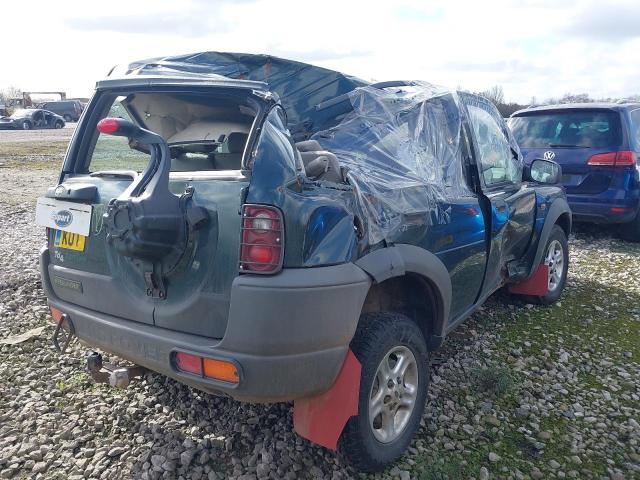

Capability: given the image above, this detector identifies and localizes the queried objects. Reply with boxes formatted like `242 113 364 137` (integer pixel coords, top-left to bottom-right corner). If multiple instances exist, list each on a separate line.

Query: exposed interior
87 89 353 181
88 92 257 173
294 139 344 183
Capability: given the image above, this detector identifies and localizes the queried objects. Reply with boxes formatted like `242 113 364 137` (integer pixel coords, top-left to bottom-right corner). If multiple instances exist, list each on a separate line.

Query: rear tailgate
511 108 623 194
519 146 617 194
40 81 265 339
44 177 155 325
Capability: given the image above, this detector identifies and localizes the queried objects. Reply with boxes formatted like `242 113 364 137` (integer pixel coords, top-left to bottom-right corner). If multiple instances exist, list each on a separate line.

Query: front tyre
338 312 429 472
531 224 569 304
22 120 32 130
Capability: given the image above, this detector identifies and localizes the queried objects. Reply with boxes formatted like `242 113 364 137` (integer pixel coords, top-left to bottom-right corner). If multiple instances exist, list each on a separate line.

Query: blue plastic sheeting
118 52 522 244
120 51 369 140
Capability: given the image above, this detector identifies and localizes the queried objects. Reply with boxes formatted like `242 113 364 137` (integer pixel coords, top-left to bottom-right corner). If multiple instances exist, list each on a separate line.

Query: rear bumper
567 193 640 224
40 246 371 402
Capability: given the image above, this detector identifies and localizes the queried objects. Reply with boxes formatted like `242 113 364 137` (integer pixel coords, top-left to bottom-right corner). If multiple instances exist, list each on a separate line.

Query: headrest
227 132 248 154
295 140 322 152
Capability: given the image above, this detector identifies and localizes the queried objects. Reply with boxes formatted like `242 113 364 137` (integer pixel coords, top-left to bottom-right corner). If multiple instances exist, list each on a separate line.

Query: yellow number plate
54 230 87 252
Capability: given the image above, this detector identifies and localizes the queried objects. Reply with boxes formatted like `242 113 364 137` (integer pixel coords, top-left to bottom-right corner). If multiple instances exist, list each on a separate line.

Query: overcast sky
3 0 639 103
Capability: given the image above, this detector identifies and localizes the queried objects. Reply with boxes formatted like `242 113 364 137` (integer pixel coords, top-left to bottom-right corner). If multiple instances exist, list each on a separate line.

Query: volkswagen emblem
543 151 556 161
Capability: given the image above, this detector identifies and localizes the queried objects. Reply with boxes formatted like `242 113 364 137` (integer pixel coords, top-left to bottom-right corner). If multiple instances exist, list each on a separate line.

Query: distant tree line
0 86 22 105
474 85 640 118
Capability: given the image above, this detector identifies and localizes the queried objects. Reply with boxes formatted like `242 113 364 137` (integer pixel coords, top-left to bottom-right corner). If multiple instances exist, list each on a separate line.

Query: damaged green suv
37 52 570 471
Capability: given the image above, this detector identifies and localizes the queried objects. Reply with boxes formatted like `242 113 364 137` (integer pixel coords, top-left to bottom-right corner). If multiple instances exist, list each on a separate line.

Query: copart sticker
35 197 92 236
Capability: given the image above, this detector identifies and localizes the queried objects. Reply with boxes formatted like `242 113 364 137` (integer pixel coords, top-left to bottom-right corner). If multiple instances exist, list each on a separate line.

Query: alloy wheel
544 239 564 292
368 345 418 443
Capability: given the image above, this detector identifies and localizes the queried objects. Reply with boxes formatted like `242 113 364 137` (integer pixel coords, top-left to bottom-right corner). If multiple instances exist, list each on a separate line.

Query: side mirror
525 158 562 184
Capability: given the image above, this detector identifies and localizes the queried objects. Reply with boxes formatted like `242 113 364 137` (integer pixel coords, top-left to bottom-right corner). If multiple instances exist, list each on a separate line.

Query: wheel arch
355 244 451 350
528 197 571 277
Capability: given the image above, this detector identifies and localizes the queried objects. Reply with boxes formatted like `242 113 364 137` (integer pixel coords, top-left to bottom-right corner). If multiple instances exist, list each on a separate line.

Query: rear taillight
173 351 239 384
174 352 203 376
240 205 284 273
49 305 63 324
587 150 637 167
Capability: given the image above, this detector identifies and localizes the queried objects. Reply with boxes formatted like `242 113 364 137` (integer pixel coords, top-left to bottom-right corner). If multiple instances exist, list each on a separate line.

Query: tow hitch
52 313 75 353
86 352 146 388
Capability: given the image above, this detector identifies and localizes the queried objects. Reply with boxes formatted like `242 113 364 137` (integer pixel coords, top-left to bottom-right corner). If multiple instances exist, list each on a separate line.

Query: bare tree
481 85 505 106
3 86 22 101
473 85 526 117
558 93 592 104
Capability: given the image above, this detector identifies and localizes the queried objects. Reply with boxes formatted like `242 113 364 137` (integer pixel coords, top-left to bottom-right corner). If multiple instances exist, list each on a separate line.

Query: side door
461 95 536 295
416 95 488 321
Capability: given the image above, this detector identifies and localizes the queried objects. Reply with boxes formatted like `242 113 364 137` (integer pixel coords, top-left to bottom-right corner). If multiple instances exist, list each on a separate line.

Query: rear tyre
529 225 569 305
338 312 429 472
21 121 32 130
620 211 640 242
54 121 64 129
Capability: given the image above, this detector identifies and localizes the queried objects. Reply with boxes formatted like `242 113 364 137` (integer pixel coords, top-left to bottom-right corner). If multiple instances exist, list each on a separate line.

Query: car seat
295 140 343 183
213 132 247 170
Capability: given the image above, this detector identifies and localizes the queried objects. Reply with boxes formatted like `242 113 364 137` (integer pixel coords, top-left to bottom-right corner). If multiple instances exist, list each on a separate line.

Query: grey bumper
41 247 371 402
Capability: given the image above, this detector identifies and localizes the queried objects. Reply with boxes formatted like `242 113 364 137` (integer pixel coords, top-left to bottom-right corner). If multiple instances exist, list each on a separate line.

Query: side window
88 98 150 173
467 105 521 186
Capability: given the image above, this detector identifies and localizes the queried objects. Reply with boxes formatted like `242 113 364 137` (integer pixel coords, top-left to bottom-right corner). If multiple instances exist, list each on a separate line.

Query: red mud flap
293 349 361 450
508 264 549 296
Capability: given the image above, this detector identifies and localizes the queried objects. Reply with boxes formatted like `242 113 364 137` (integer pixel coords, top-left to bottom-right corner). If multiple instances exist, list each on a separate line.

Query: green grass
55 371 90 394
470 364 515 396
89 134 149 172
412 242 639 479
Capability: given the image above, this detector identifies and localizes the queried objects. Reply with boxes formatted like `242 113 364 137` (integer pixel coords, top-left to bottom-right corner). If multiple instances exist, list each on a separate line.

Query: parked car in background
37 52 570 472
39 100 83 122
0 108 65 130
510 103 640 241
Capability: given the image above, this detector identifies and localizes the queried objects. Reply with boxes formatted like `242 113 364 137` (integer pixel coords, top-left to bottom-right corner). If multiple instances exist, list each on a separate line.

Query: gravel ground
0 141 638 480
0 124 75 144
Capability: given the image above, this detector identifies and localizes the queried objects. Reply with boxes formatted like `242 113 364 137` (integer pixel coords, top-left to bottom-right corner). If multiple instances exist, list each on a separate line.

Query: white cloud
1 0 638 103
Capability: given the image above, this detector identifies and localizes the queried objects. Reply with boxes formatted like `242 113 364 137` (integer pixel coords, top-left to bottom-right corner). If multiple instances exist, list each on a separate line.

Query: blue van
510 103 640 240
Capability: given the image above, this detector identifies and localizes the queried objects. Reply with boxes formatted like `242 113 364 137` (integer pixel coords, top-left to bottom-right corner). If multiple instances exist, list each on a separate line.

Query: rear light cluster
239 204 284 273
587 150 637 167
174 351 239 384
49 305 64 324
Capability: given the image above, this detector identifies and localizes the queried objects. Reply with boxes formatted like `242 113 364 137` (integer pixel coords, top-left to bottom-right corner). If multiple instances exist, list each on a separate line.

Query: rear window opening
510 110 622 149
85 91 258 174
